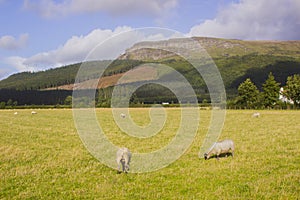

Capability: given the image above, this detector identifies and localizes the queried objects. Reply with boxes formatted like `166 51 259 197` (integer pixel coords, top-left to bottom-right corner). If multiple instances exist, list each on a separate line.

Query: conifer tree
262 72 280 108
236 78 260 109
284 74 300 108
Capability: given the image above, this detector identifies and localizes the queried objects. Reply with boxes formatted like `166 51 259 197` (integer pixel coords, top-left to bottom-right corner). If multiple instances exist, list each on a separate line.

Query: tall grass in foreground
0 109 299 199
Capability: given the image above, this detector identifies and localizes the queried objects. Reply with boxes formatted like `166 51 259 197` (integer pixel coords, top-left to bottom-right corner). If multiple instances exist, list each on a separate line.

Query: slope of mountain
0 37 299 105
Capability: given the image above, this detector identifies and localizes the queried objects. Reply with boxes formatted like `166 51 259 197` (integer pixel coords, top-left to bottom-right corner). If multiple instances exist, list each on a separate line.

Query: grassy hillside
124 37 300 90
198 37 300 58
0 109 299 199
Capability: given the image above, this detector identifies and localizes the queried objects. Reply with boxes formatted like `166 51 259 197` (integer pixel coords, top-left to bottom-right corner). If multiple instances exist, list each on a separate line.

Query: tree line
228 73 300 109
0 89 72 108
1 73 299 109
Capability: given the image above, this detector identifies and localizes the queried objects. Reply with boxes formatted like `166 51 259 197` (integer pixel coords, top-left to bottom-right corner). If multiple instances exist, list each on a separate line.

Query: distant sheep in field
120 113 126 118
31 111 37 115
204 139 234 160
14 112 18 115
252 112 260 118
116 147 131 173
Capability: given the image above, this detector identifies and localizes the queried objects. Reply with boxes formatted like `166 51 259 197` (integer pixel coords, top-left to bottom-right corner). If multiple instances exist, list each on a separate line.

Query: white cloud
189 0 300 40
0 65 13 80
4 26 175 73
23 0 178 18
0 34 29 50
4 56 32 71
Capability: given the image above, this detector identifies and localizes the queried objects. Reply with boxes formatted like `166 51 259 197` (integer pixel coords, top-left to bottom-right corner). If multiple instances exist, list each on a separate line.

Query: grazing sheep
120 113 126 118
204 139 234 160
31 111 37 115
14 112 18 115
252 112 260 118
116 147 131 173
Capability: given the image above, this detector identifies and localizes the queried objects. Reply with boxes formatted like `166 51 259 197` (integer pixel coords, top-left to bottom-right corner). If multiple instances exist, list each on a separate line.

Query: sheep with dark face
116 147 131 173
204 139 234 160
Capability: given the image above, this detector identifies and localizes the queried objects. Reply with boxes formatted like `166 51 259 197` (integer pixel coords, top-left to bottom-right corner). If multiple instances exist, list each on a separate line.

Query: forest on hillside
0 37 300 108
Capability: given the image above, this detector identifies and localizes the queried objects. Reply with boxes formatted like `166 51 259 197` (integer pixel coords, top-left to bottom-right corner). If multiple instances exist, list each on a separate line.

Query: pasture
0 109 299 199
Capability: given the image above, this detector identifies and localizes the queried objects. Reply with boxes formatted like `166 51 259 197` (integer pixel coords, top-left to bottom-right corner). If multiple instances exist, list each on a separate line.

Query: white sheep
252 112 260 118
31 111 37 115
116 147 131 173
14 112 18 115
120 113 126 118
204 139 234 160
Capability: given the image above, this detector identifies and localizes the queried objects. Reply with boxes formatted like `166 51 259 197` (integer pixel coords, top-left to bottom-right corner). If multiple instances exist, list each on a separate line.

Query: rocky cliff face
118 37 244 60
118 37 300 61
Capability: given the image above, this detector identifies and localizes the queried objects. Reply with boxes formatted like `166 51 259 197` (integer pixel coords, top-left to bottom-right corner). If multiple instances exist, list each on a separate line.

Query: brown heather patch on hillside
115 65 158 84
46 65 158 90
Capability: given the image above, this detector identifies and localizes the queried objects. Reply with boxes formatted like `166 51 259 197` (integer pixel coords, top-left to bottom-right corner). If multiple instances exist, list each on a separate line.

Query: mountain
119 37 300 91
0 37 299 105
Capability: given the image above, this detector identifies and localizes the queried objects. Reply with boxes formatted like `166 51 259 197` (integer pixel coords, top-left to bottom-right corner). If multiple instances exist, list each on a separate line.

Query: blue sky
0 0 299 80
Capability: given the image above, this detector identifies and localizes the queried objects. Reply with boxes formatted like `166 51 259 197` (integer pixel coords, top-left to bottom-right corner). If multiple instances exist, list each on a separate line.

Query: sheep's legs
122 162 125 172
117 161 122 174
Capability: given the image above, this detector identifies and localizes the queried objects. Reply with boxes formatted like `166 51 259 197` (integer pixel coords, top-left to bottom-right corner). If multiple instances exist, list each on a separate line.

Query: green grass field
0 109 299 199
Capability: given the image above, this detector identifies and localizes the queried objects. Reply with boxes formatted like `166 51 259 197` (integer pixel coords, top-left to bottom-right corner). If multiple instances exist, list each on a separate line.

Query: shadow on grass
204 152 234 160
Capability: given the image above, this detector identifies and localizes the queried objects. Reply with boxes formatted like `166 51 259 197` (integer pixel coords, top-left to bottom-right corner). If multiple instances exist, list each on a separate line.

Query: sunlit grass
0 109 299 199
